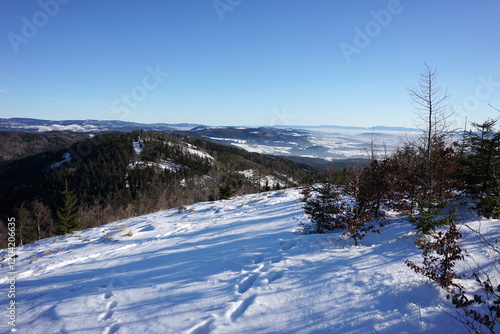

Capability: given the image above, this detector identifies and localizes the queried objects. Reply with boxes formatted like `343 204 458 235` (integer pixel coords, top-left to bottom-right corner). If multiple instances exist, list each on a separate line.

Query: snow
184 143 214 160
22 124 103 132
130 140 185 172
208 137 247 144
204 129 409 159
128 159 182 172
238 169 287 188
232 143 292 155
1 189 498 333
132 141 143 155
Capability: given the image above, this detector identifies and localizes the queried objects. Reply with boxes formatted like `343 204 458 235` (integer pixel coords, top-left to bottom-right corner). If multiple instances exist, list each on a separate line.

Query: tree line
301 64 500 333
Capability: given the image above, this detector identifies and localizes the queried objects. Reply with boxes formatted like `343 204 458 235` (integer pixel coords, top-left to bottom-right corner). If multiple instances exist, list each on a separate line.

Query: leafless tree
408 64 455 197
31 200 55 239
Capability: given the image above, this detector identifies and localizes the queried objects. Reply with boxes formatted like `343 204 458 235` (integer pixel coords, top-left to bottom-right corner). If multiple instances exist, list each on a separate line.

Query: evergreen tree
219 181 235 200
57 183 82 234
343 166 380 245
462 119 500 218
408 198 448 235
385 144 422 214
301 182 345 234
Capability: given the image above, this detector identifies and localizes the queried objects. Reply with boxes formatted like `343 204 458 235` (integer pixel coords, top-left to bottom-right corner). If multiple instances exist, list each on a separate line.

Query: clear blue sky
0 0 499 128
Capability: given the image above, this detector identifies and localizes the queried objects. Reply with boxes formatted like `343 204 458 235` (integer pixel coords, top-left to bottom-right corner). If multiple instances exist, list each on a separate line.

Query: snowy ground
1 189 498 333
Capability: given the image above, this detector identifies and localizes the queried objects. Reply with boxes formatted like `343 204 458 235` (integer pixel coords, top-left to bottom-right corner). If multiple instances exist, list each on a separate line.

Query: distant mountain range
273 124 419 132
0 118 418 162
0 118 417 134
0 118 202 133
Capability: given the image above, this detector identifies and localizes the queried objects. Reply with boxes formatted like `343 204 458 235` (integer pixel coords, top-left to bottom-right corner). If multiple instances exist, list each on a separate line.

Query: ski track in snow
1 188 499 333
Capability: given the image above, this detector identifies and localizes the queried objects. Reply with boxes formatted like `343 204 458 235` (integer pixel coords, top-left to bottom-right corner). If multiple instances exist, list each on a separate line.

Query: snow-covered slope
1 189 498 333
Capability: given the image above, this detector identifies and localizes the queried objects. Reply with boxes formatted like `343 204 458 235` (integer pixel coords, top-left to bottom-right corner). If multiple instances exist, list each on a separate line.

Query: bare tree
488 103 500 114
31 200 55 239
408 64 454 197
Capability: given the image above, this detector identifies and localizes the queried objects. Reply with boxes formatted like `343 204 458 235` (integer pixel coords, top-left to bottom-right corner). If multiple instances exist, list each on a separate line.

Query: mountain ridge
0 117 417 133
0 117 416 163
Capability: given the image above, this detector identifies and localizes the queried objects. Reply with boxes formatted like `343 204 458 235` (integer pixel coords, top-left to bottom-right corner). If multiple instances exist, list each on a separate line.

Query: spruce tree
57 183 82 234
462 119 500 218
302 182 346 234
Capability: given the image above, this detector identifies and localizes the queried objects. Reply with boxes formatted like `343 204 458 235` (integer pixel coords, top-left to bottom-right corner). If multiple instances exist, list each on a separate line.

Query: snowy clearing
237 169 287 189
0 189 498 333
184 143 214 161
132 141 143 156
49 152 72 170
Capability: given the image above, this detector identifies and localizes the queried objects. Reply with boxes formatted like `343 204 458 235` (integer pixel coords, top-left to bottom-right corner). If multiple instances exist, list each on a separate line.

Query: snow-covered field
1 189 498 333
209 128 419 160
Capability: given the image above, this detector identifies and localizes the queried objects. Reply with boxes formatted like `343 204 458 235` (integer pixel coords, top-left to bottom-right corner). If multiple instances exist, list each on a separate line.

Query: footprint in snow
101 298 118 320
106 323 121 334
253 255 264 264
280 240 297 251
237 273 259 294
266 271 284 283
270 256 282 264
102 310 114 321
138 225 155 232
258 262 271 273
229 295 257 321
187 317 214 334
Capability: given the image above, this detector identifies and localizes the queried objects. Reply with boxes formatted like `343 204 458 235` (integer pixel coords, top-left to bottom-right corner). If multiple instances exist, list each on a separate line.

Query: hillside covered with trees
0 130 317 247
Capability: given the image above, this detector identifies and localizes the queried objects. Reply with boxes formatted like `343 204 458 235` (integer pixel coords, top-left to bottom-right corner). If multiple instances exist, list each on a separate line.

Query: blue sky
0 0 499 127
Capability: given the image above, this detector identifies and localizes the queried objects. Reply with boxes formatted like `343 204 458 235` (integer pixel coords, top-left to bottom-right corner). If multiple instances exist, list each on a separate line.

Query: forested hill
0 131 80 162
0 130 317 247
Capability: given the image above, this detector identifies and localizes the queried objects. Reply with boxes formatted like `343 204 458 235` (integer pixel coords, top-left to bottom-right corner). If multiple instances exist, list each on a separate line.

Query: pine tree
57 183 82 234
343 166 380 245
386 144 422 214
462 119 500 218
301 183 345 234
